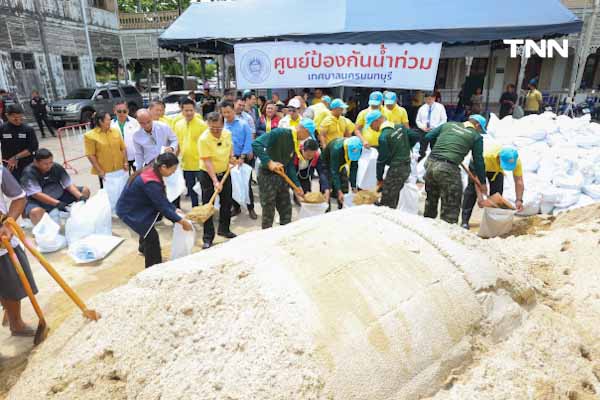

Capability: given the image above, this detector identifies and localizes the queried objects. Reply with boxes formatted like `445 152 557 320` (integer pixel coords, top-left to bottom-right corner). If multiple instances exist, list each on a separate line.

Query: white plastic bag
478 208 515 238
299 202 329 219
171 220 196 260
343 193 354 208
104 169 129 212
65 190 112 245
68 234 123 264
515 192 542 217
356 148 378 190
583 184 600 200
165 167 186 202
397 183 419 214
33 213 67 253
231 164 253 207
193 182 202 197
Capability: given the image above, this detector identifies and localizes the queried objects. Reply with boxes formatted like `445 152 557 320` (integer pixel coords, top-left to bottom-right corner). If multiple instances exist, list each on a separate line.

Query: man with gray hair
133 109 178 170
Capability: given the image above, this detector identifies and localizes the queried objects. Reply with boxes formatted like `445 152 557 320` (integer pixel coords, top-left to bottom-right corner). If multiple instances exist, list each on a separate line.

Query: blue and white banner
234 41 442 90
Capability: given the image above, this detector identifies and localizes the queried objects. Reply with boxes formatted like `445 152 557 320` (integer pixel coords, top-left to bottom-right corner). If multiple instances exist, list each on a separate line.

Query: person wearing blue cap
354 91 384 147
252 118 315 229
422 115 488 224
310 94 332 130
461 145 524 228
382 92 410 128
322 136 363 208
318 98 350 148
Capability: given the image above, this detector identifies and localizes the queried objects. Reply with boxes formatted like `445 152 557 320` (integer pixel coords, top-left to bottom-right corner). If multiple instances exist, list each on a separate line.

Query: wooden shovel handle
1 236 46 325
274 169 301 192
6 219 99 320
460 162 485 192
207 167 231 207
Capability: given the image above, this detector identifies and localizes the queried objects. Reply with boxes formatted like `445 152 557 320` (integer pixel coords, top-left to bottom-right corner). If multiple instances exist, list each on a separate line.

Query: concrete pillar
465 56 474 77
516 47 529 104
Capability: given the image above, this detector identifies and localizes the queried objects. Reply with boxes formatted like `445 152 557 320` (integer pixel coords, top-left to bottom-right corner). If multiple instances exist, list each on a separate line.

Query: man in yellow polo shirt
311 95 331 129
149 99 175 129
461 145 525 228
198 112 235 249
382 92 409 127
174 98 208 208
318 98 349 148
355 91 385 147
524 81 543 115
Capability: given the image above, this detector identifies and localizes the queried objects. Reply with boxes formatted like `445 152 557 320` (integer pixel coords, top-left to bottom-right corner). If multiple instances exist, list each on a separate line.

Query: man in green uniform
252 118 316 229
423 114 488 224
376 115 421 209
322 136 363 209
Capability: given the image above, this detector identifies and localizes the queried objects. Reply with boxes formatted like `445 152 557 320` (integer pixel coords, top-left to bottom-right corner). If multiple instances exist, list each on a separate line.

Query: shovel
273 169 308 201
5 218 101 321
187 167 231 223
1 236 49 345
460 163 515 210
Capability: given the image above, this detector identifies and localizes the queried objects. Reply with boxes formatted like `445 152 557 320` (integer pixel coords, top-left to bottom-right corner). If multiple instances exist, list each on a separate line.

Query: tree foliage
118 0 192 13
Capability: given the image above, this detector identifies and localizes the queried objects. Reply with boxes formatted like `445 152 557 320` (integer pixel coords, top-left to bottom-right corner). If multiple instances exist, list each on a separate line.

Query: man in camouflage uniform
375 117 421 209
423 115 488 224
322 136 363 209
252 119 316 229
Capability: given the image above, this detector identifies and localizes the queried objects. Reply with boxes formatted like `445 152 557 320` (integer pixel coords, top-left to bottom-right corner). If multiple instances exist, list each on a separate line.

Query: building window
435 59 449 89
470 58 489 77
11 52 35 70
92 0 115 12
62 56 80 71
581 53 598 89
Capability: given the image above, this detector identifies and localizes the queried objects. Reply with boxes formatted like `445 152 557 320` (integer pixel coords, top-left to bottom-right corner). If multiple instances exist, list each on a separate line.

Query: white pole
79 0 96 86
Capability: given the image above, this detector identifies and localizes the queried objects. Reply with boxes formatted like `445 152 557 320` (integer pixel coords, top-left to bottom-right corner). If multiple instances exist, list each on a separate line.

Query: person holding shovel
0 164 38 337
116 152 193 268
198 112 236 249
423 115 488 224
461 146 524 229
252 119 316 229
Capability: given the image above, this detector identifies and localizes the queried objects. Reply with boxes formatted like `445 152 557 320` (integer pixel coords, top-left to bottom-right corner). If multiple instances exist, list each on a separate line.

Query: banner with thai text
234 41 442 90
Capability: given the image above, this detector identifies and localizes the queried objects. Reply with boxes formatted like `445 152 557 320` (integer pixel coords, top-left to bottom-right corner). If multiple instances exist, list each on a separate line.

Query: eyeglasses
116 110 128 114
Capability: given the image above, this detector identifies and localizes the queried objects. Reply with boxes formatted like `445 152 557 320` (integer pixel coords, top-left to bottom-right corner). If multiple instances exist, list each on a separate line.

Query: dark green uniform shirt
322 138 358 192
376 123 420 181
425 122 485 182
252 127 301 186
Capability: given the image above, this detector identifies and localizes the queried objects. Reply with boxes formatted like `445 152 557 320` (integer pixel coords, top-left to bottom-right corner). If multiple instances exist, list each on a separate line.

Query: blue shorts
25 186 83 217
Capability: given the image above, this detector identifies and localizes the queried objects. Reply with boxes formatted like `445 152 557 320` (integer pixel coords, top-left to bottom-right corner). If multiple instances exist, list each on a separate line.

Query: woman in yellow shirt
198 112 236 249
84 111 127 188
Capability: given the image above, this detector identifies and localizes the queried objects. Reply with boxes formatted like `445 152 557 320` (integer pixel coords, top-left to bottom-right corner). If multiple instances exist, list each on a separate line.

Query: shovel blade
33 322 49 346
489 193 515 209
83 309 101 321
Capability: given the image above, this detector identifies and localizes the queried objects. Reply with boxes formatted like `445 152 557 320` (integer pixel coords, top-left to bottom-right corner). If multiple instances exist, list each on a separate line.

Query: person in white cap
318 98 350 149
279 98 303 129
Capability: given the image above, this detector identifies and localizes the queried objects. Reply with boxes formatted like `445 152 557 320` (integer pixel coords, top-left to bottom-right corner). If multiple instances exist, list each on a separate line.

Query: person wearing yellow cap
322 136 363 208
382 92 409 128
355 91 385 147
461 145 524 229
318 98 350 148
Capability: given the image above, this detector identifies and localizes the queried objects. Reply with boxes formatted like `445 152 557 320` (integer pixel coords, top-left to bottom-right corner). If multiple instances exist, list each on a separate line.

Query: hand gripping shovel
187 167 231 223
274 168 305 196
6 218 101 322
460 163 515 210
1 236 49 345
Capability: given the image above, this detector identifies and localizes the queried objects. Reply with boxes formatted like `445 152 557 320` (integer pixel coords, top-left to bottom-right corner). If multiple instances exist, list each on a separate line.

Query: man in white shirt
416 93 447 161
279 98 303 129
111 101 140 173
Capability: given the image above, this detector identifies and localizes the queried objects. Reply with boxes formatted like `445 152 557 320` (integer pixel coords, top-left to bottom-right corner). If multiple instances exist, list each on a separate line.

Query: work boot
231 206 241 217
202 241 212 250
218 231 237 239
248 209 257 220
461 223 470 230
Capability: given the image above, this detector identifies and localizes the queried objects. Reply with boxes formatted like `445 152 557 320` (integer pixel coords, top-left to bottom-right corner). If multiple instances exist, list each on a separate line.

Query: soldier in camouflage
374 114 421 209
252 118 316 229
423 115 488 224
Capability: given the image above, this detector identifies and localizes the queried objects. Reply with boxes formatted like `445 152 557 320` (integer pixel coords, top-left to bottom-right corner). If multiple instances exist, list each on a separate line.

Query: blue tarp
159 0 582 53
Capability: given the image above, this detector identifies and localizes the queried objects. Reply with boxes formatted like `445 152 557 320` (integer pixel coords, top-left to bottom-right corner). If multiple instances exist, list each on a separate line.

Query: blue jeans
184 170 202 207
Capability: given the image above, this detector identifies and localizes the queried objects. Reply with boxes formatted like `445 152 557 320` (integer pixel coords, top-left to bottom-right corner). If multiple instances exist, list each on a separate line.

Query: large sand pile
8 207 533 400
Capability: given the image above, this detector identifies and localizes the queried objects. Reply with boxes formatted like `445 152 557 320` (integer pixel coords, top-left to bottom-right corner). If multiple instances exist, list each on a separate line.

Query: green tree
118 0 191 13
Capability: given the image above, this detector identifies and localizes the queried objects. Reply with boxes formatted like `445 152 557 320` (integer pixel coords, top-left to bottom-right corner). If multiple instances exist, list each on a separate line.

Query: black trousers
139 227 162 268
128 160 136 175
34 113 55 137
461 172 504 225
232 157 255 211
418 129 436 162
199 170 233 242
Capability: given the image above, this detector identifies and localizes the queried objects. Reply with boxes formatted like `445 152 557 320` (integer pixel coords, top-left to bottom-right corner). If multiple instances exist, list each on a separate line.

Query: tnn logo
504 39 569 58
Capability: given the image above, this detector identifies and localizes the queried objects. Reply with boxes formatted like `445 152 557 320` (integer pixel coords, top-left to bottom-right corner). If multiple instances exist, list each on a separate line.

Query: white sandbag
356 148 378 190
299 202 329 219
171 220 196 260
33 213 67 253
554 189 581 209
515 192 542 217
397 183 419 214
193 182 202 196
68 234 123 264
104 169 129 213
165 167 186 202
540 202 555 214
478 208 515 238
231 163 253 207
583 184 600 200
553 171 584 191
65 190 112 245
343 193 354 208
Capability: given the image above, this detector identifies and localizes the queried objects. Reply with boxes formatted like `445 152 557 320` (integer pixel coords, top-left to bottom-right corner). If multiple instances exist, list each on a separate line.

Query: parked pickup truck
48 85 143 125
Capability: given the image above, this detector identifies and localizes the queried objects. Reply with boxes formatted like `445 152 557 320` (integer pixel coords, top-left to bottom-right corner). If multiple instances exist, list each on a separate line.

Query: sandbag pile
486 112 600 215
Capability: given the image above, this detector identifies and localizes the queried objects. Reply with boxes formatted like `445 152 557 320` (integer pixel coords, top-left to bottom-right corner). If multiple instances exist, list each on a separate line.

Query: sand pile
353 190 379 205
8 206 530 400
303 192 326 203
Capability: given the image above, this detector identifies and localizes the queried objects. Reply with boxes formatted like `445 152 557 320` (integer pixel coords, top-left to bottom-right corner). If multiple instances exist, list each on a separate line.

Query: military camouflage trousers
380 162 411 209
423 159 463 224
258 169 292 229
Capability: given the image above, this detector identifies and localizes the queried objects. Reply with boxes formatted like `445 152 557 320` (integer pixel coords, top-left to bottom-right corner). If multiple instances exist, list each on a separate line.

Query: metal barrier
56 122 90 174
